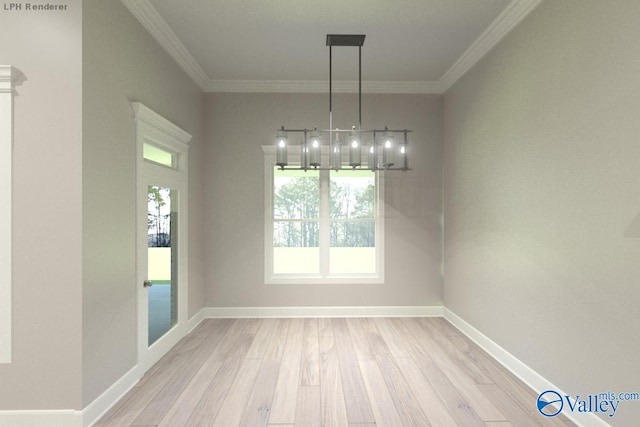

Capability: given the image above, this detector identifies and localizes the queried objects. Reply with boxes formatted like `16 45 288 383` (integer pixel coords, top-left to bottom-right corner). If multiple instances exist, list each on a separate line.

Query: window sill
265 275 384 285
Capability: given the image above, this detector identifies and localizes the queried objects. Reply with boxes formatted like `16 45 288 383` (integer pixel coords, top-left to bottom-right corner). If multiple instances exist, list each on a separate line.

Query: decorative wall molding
119 0 209 91
0 410 82 427
120 0 541 94
208 79 443 94
438 0 542 91
203 305 444 318
131 102 192 146
0 65 26 94
0 65 25 365
443 308 611 427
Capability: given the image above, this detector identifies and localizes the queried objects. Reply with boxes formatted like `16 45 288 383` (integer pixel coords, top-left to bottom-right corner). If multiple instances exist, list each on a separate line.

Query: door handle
143 280 153 288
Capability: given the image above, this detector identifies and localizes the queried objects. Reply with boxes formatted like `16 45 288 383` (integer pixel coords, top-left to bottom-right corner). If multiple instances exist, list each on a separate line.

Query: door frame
132 102 191 373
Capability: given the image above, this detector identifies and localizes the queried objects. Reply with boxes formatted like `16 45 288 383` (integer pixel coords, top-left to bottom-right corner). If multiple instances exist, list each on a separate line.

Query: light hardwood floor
95 317 574 426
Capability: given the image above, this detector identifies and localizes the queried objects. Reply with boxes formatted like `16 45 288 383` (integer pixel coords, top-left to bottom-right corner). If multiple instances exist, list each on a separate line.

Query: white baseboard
82 365 140 427
80 309 206 427
4 306 604 427
0 410 82 427
203 305 443 318
187 307 206 333
443 308 610 427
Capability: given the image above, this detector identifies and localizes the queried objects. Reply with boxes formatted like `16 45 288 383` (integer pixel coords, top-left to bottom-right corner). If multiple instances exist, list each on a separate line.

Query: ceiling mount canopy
326 34 366 47
275 34 412 172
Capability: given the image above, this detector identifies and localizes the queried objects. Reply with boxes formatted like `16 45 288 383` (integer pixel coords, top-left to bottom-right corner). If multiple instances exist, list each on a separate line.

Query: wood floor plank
186 333 254 426
269 318 304 424
394 321 485 426
212 357 262 427
395 357 459 427
191 318 235 362
346 318 373 361
415 317 494 384
246 318 278 359
133 335 193 390
241 319 290 427
97 350 193 427
367 331 432 426
441 324 574 426
371 317 410 358
242 318 263 334
401 317 507 422
318 334 349 427
133 346 208 425
157 362 222 427
477 383 542 427
318 317 333 337
189 319 220 338
300 318 320 386
331 318 375 424
99 317 572 427
295 386 321 427
358 359 403 427
207 319 254 362
452 338 571 427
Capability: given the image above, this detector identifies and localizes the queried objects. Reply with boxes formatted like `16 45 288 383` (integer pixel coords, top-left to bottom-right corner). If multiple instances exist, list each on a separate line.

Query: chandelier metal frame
275 34 412 172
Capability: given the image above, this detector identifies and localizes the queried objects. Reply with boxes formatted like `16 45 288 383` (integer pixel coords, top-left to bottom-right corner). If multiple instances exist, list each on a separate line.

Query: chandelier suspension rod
359 44 362 130
328 42 362 130
329 44 332 150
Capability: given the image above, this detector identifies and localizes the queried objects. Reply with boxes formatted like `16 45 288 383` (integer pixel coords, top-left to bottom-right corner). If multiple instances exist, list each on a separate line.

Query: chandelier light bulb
276 127 288 168
382 128 394 168
309 127 321 167
349 128 361 168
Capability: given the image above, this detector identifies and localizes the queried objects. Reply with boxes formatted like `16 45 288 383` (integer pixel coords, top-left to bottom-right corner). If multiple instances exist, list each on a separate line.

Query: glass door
146 185 178 346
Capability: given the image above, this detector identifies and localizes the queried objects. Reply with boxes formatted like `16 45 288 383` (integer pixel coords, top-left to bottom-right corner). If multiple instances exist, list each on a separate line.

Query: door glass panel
147 185 178 346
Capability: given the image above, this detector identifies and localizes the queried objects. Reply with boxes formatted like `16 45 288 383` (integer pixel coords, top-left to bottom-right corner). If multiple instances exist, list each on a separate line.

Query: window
264 146 384 284
143 142 177 168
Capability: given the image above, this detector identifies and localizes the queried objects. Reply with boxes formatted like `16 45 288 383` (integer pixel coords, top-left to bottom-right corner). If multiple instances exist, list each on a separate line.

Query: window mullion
319 169 330 277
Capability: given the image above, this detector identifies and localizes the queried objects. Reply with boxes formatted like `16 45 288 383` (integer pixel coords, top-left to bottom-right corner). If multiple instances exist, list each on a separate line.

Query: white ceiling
122 0 541 93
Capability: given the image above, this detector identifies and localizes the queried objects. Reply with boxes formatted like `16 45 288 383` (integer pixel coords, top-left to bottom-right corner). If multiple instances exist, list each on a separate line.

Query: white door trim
132 102 191 373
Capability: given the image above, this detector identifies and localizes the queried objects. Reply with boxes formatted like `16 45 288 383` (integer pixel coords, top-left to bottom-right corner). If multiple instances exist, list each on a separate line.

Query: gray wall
83 0 206 406
443 1 640 425
0 2 83 410
205 93 443 307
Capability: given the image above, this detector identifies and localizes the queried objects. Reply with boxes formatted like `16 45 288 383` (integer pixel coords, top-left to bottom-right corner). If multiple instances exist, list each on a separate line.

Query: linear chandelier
275 34 412 172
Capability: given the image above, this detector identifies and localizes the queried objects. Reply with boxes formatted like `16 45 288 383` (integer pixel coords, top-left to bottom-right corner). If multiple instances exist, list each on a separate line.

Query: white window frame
1 66 25 364
263 145 385 285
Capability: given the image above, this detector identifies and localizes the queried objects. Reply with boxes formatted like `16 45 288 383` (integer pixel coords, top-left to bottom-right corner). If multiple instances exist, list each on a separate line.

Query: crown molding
122 0 540 95
120 0 209 91
207 79 443 94
438 0 542 91
0 66 26 94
